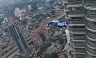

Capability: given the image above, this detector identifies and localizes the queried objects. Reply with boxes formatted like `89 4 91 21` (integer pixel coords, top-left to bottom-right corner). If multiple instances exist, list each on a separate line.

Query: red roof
32 27 37 31
12 18 17 23
40 28 47 34
31 32 40 41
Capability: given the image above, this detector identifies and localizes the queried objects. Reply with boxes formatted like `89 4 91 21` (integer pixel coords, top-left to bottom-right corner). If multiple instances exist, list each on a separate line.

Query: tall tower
8 24 31 58
84 0 96 58
64 0 86 58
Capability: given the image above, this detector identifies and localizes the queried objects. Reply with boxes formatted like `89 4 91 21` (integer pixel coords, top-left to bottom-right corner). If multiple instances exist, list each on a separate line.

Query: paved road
7 50 18 58
1 46 18 58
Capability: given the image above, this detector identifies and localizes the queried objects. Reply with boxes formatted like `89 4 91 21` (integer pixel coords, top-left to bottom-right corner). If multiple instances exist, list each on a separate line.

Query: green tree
50 10 55 15
36 43 51 56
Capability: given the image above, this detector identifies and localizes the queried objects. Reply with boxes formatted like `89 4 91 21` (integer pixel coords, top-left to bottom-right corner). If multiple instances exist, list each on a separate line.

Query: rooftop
31 32 40 41
40 28 47 34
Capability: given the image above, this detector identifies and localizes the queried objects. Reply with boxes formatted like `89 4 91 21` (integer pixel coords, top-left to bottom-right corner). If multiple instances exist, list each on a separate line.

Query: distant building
44 1 51 9
37 7 44 14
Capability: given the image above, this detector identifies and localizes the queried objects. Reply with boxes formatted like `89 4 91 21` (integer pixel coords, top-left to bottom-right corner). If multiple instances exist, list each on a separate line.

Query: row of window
69 7 83 11
86 29 96 34
86 9 96 15
69 26 85 28
87 47 96 55
71 34 85 37
87 20 96 25
85 0 96 2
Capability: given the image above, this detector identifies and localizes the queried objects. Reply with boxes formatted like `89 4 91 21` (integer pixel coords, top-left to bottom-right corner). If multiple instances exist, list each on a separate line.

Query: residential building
84 0 96 58
64 0 86 58
64 0 96 58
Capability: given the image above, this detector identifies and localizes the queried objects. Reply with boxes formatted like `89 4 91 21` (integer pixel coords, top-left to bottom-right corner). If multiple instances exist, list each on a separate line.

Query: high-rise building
64 0 86 58
64 0 96 58
84 0 96 58
8 24 31 58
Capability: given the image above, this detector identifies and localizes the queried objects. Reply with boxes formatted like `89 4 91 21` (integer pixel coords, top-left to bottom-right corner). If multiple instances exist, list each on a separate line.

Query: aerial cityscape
0 0 96 58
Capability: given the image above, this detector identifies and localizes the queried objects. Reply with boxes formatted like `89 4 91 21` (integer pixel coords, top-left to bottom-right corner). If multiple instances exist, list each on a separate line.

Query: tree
36 43 51 56
44 52 58 58
50 10 55 15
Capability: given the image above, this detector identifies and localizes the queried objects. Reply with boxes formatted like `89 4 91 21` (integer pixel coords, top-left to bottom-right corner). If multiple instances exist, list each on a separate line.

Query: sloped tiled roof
31 32 40 41
40 28 47 34
32 27 37 31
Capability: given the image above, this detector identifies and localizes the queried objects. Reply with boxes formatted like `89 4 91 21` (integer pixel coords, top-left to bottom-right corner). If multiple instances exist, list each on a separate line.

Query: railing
87 23 96 30
86 51 96 58
70 20 84 24
75 48 86 53
86 14 96 20
72 41 85 47
68 11 84 17
75 53 86 58
87 39 96 48
67 0 82 2
86 31 96 39
85 1 96 8
87 46 96 55
69 28 85 32
66 1 82 8
71 36 86 40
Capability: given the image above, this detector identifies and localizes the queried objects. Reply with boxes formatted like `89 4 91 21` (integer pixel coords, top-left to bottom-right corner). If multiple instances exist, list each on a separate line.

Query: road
7 50 18 58
1 46 18 58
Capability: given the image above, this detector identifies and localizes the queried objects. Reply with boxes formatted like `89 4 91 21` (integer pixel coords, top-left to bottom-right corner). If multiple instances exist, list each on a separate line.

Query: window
87 20 96 25
87 29 96 34
71 17 83 19
69 7 83 11
70 26 85 28
86 9 96 15
72 34 85 36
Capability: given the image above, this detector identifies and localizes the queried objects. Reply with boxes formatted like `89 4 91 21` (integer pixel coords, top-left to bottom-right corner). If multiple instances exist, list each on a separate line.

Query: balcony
86 30 96 40
86 50 96 58
71 35 86 40
87 38 96 48
67 2 82 8
67 2 83 8
69 20 85 26
87 45 96 55
85 2 96 10
75 48 86 53
69 28 85 34
75 53 86 58
67 0 82 2
86 22 96 31
86 14 96 22
68 11 84 17
72 41 85 48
